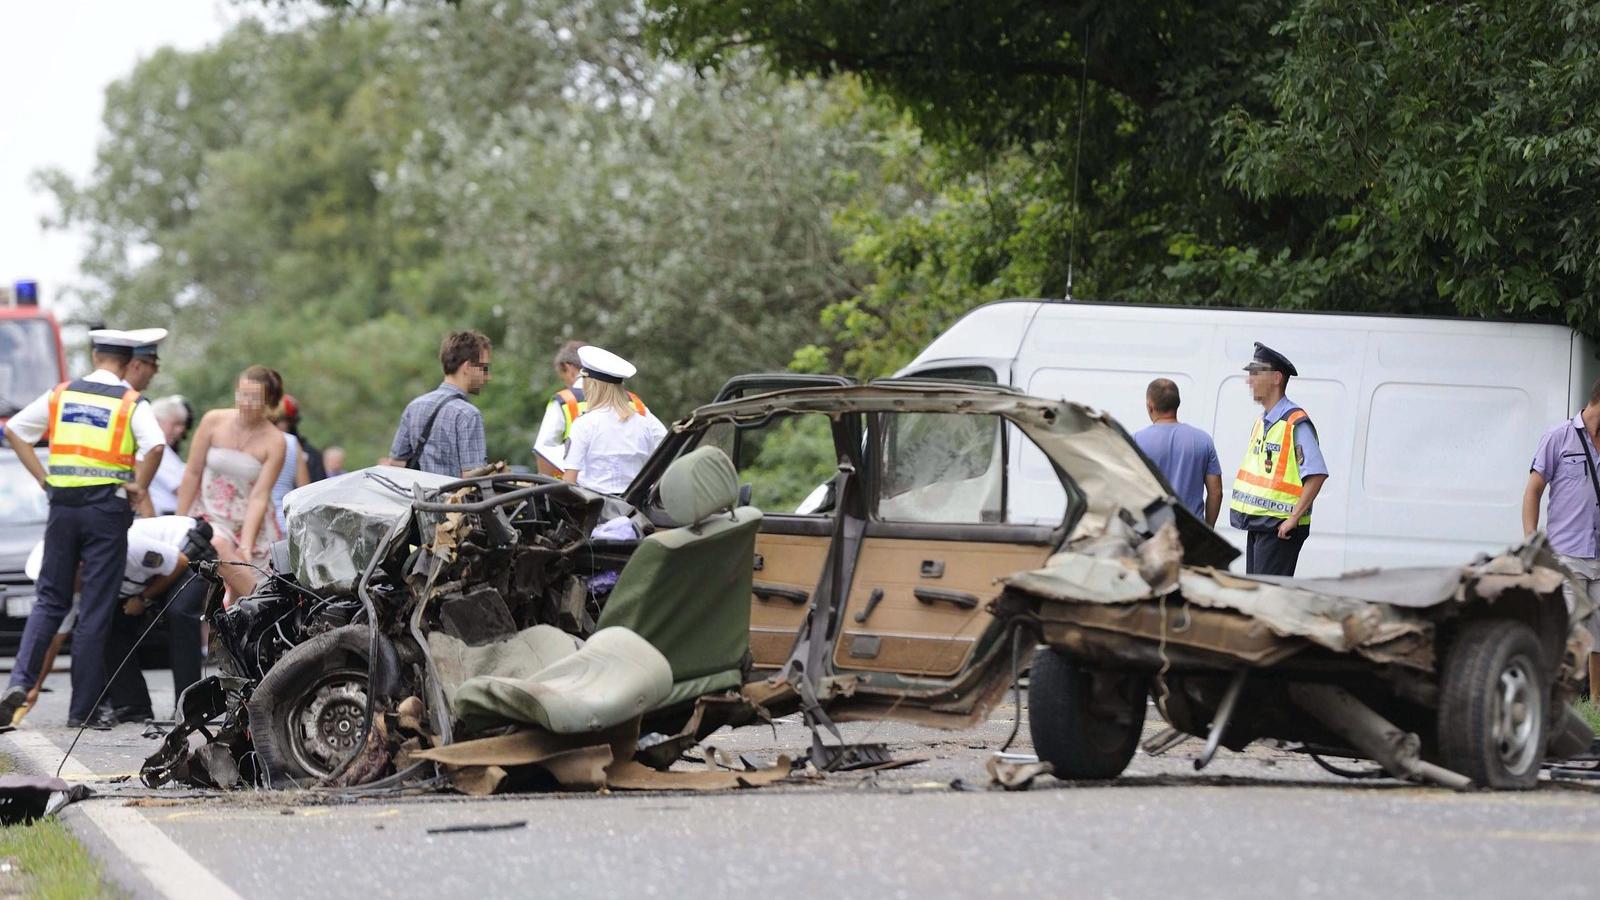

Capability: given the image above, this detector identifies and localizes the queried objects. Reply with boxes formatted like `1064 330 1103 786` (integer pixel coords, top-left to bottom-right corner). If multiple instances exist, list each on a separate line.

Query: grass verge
1576 699 1600 735
0 753 117 899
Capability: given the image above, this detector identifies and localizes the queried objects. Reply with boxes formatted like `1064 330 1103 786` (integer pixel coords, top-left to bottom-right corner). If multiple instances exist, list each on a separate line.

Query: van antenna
1064 19 1092 302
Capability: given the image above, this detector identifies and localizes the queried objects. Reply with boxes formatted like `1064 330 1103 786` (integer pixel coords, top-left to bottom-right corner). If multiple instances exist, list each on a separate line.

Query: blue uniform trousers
106 570 206 716
10 491 132 722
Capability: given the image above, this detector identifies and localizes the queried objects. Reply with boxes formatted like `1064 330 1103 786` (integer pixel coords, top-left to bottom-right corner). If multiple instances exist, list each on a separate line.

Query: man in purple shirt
1523 378 1600 692
1133 378 1223 525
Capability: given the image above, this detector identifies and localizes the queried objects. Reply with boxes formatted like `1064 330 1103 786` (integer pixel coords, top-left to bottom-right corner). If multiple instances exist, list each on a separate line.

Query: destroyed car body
143 376 1595 792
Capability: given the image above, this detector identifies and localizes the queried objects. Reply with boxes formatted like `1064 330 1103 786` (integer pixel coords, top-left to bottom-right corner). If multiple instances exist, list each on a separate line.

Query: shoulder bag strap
1573 422 1600 510
406 394 465 471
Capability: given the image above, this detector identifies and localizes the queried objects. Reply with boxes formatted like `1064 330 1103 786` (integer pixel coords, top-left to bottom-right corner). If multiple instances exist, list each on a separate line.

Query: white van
897 299 1599 576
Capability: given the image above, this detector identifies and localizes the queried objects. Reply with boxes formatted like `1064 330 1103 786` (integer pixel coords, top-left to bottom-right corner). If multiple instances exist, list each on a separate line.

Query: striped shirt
389 383 486 477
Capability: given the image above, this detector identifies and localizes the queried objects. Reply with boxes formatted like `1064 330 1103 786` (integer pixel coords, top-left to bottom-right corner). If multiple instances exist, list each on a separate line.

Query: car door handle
914 587 979 610
853 588 886 624
752 582 808 605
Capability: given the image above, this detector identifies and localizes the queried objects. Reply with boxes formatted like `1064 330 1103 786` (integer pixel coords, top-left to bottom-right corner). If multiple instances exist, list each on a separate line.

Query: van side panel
909 301 1582 576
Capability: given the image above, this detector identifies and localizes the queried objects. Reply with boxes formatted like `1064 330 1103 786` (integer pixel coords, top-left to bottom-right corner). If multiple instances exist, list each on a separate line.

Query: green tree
43 0 887 464
651 0 1598 376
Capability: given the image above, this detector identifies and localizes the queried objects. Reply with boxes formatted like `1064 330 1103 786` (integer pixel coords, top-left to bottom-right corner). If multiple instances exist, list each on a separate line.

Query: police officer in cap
1229 342 1330 576
534 340 652 476
0 329 167 727
561 346 666 494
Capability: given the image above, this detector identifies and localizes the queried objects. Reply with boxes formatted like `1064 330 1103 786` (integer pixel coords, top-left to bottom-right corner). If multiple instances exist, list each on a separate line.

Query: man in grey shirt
1523 376 1600 692
388 330 493 477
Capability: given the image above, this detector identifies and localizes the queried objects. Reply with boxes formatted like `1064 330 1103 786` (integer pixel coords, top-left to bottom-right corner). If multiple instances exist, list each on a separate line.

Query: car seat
450 446 761 733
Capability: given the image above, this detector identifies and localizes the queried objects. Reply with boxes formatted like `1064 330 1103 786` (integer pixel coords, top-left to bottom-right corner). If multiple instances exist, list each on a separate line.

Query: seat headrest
659 446 739 525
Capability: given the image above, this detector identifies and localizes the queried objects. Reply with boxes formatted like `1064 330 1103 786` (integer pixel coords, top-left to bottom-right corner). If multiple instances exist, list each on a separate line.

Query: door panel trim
861 520 1060 545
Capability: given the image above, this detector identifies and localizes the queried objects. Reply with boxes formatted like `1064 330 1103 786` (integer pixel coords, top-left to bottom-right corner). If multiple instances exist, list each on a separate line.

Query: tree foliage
44 0 885 463
651 0 1600 374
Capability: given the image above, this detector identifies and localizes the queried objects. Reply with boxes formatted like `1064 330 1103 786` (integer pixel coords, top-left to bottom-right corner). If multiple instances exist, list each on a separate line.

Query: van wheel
1437 619 1547 789
247 625 372 787
1028 648 1147 780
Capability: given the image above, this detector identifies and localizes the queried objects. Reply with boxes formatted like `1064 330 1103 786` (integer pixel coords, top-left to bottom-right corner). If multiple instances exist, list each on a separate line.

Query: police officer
1229 343 1329 576
561 346 666 495
0 329 168 727
533 340 651 476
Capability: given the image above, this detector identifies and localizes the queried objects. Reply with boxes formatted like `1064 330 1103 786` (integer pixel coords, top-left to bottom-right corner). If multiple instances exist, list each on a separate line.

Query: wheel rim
287 668 368 778
1492 658 1539 774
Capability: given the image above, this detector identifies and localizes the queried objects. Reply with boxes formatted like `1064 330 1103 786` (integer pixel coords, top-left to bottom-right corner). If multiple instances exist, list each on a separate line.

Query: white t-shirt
122 515 196 597
564 406 667 495
150 444 186 514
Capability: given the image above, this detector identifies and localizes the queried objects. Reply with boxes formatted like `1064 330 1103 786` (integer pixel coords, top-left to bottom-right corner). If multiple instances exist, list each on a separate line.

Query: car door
828 407 1063 715
624 374 858 672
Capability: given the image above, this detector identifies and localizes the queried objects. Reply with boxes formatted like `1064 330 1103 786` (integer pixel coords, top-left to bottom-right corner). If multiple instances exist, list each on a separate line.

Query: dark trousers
1246 526 1310 576
10 496 132 721
106 570 206 716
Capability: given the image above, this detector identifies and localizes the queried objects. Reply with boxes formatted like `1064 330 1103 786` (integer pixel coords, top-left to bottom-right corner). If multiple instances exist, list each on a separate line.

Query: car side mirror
738 483 753 507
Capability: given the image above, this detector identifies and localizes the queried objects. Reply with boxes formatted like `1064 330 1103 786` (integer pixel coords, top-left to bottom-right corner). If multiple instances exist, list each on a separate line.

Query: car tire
247 624 372 787
1028 647 1147 780
1437 619 1547 790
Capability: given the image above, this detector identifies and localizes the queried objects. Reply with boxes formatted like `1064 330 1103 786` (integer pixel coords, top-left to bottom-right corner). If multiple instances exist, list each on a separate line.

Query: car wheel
247 625 372 786
1028 647 1147 780
1437 619 1547 789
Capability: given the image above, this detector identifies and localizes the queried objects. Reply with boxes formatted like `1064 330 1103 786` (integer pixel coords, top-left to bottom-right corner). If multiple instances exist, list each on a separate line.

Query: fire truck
0 279 69 426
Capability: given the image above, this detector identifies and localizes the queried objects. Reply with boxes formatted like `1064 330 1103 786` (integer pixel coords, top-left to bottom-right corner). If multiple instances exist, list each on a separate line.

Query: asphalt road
6 668 1600 899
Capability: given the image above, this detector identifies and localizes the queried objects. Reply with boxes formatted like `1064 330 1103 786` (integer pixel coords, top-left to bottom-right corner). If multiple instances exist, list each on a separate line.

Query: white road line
2 729 243 900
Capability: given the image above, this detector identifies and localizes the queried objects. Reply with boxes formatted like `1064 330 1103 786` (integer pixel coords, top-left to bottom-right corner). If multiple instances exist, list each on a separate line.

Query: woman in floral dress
176 366 287 599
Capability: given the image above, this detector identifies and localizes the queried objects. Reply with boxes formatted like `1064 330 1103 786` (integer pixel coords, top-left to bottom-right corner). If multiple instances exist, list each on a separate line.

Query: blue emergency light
13 279 38 306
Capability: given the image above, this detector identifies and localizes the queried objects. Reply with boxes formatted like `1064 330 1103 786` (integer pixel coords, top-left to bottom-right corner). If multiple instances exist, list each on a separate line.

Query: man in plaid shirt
388 331 493 477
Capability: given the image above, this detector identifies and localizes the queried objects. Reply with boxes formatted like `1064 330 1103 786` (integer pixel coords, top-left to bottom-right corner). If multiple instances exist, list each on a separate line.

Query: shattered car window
701 415 838 514
877 412 1003 524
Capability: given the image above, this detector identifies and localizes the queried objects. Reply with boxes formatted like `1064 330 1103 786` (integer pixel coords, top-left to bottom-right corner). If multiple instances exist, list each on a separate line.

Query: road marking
0 729 243 900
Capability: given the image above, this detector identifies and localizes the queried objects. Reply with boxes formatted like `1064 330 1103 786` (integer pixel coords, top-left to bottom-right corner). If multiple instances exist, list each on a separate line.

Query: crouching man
14 516 218 727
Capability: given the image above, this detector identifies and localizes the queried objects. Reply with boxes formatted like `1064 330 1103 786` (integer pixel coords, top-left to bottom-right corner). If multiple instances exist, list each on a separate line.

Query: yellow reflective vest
555 387 648 440
1230 408 1312 526
44 379 139 488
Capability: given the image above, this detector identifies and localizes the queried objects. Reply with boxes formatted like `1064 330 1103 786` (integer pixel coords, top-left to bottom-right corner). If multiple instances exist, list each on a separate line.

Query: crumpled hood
284 467 458 594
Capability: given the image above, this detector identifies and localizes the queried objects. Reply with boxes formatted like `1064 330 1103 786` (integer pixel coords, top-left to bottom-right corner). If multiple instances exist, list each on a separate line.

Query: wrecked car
143 376 1595 793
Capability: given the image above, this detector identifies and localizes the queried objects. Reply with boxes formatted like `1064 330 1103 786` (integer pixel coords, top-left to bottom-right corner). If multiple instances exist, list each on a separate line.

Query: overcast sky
0 1 241 315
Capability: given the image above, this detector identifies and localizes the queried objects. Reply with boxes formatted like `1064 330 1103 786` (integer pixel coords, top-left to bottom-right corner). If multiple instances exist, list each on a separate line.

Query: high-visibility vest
44 379 139 488
555 387 648 440
1229 408 1313 526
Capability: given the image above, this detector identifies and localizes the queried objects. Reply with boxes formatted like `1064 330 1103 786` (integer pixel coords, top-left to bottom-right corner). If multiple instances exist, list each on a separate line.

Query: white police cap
127 328 169 358
89 327 167 355
577 345 637 384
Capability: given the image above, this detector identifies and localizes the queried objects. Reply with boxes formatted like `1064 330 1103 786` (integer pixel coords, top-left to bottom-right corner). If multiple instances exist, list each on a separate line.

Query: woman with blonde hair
176 366 287 584
562 346 666 494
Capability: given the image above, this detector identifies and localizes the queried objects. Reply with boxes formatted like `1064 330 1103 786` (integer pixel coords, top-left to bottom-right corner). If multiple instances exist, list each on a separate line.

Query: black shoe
0 686 25 726
67 706 117 730
111 706 155 725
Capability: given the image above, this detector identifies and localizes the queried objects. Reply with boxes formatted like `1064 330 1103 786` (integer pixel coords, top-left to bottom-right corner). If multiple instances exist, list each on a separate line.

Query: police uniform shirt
1259 396 1329 479
6 369 166 461
532 375 585 470
120 516 196 598
564 405 668 494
